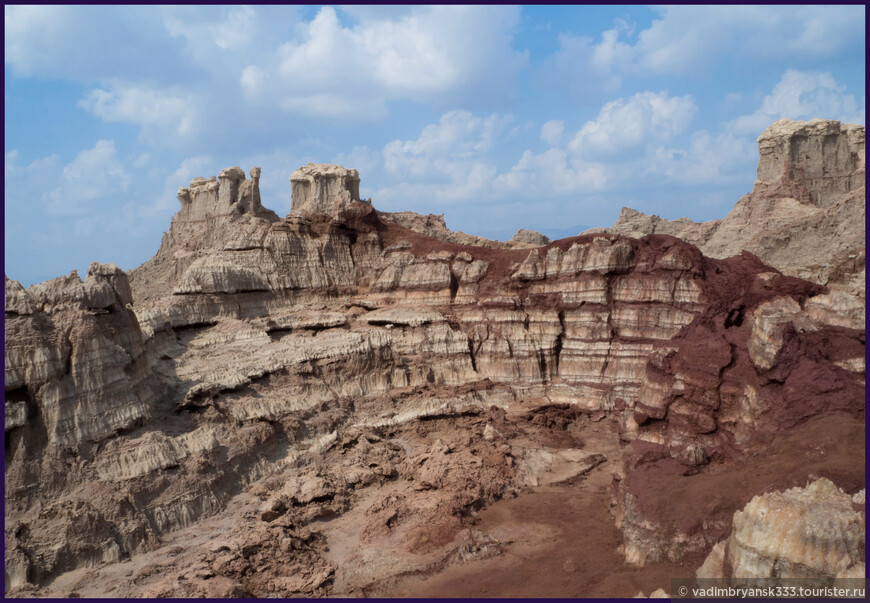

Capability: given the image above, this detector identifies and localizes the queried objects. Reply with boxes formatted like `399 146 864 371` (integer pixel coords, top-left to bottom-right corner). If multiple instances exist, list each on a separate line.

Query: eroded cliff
4 124 865 597
602 119 866 297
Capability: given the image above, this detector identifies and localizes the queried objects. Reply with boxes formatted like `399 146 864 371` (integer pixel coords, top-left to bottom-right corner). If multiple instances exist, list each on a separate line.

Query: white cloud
570 91 697 158
333 146 381 185
648 131 756 185
5 149 59 180
9 5 527 148
377 109 613 208
133 153 151 169
162 6 256 50
240 65 265 99
44 140 130 216
634 6 865 75
280 94 387 121
145 155 214 218
374 110 519 207
79 84 201 144
5 150 62 217
494 148 609 196
4 5 186 81
4 5 72 74
540 28 630 100
731 70 865 135
383 110 512 179
541 6 865 98
247 6 527 118
540 120 565 146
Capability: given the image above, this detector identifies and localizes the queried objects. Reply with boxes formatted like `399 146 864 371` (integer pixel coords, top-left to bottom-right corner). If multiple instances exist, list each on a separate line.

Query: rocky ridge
4 121 865 596
599 119 866 297
377 210 548 250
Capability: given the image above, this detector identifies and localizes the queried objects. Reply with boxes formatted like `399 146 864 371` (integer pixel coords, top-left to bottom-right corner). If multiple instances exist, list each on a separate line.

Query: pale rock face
512 238 635 280
802 290 865 331
290 163 362 216
174 166 273 220
378 211 539 249
695 540 727 578
755 119 865 203
749 292 865 373
510 228 550 246
131 166 279 304
748 297 803 370
95 427 221 482
698 479 865 579
599 208 718 250
174 257 271 294
5 139 865 594
5 264 157 449
5 275 35 315
604 119 866 298
266 310 348 331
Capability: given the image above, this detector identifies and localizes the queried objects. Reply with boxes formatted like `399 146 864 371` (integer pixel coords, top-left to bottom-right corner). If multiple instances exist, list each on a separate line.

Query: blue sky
4 5 866 286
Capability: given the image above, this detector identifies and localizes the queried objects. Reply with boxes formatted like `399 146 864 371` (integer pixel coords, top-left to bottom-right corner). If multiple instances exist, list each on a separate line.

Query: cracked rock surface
5 124 865 597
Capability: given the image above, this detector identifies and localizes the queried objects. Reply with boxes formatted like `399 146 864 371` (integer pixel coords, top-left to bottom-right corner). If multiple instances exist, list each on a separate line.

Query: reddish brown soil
383 422 703 599
391 487 702 598
623 412 865 543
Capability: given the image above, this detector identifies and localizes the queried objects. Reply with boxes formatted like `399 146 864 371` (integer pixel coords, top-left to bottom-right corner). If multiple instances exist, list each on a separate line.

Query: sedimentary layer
4 122 865 596
600 119 866 297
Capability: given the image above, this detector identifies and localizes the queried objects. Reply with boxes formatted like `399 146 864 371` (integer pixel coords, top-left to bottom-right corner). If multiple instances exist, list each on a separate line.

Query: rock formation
510 228 550 246
4 124 865 597
377 210 544 249
290 163 363 216
600 119 866 297
697 478 865 580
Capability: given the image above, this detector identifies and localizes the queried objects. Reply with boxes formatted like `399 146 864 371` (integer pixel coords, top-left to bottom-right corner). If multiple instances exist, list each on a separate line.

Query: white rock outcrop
697 478 865 579
290 163 363 216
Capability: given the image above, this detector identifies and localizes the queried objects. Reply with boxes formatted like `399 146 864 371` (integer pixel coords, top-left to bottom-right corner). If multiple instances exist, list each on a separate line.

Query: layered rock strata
377 210 545 249
696 478 865 580
4 132 865 595
290 163 363 216
600 119 866 296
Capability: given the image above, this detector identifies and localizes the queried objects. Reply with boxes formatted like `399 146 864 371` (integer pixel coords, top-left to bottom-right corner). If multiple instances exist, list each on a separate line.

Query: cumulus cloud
246 6 527 118
634 6 865 74
540 120 565 146
162 5 258 53
78 85 202 145
730 70 865 135
333 146 381 187
143 155 214 218
494 148 609 196
373 110 519 207
648 131 757 185
377 109 614 208
5 149 59 181
8 5 527 150
46 140 131 215
4 5 188 82
570 91 697 158
5 151 62 223
540 24 633 100
383 110 512 179
541 5 865 99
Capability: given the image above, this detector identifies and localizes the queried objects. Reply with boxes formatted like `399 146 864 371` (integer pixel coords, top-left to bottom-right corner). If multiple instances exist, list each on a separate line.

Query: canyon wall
5 122 865 595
